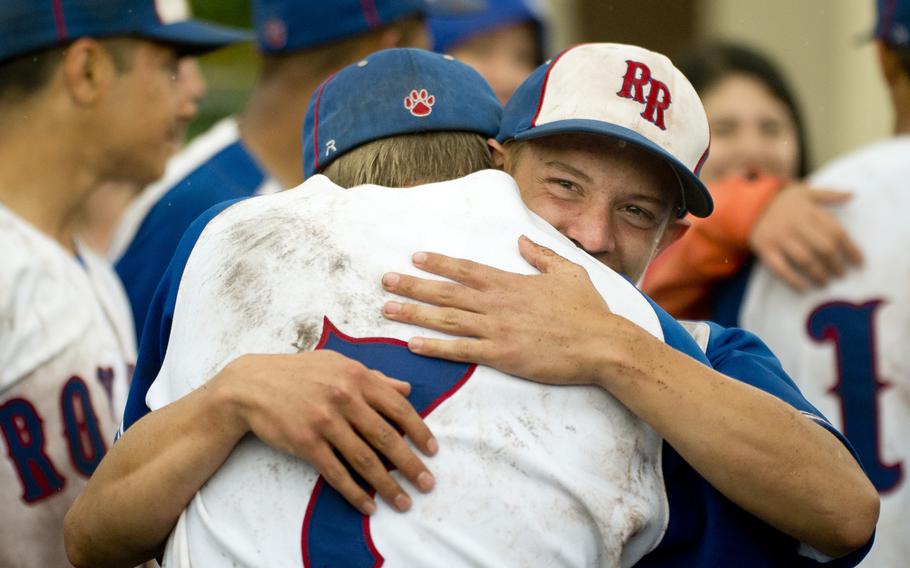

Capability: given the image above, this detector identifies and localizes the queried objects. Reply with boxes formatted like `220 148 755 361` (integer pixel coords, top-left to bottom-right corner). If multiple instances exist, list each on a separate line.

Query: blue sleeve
119 199 245 433
115 142 265 336
703 322 868 459
703 321 823 414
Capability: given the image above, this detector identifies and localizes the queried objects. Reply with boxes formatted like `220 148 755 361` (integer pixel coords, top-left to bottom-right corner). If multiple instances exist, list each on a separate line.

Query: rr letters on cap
616 60 672 130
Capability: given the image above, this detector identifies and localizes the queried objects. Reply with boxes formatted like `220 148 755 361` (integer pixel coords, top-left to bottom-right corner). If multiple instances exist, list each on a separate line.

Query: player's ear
488 139 507 170
61 38 114 106
654 216 690 256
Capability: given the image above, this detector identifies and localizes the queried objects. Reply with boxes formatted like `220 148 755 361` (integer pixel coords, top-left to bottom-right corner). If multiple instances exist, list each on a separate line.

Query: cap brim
140 20 252 55
511 119 714 217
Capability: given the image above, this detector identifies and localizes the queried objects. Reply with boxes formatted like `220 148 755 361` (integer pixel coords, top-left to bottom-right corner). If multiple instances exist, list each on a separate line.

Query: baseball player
142 48 682 567
739 1 910 565
373 44 879 565
0 1 246 566
72 44 875 567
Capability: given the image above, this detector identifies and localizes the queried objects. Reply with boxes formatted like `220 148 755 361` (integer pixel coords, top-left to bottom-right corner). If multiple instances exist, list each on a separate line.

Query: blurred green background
189 0 256 139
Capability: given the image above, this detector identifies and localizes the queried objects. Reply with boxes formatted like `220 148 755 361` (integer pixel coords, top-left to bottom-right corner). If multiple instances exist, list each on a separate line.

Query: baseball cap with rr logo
497 43 713 217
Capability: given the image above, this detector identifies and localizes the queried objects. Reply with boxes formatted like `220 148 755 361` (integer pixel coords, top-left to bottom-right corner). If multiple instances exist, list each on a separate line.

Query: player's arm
65 350 438 568
379 236 879 559
65 204 439 568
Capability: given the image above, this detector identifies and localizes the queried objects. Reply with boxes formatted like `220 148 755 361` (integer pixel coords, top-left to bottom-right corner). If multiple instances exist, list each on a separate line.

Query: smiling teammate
0 1 246 565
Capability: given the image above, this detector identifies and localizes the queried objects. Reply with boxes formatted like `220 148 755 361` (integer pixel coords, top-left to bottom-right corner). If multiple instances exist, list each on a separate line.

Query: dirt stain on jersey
329 253 350 274
291 321 321 352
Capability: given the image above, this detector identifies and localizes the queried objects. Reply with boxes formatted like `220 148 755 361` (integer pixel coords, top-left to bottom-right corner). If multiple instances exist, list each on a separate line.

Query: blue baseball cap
303 48 502 177
254 0 481 54
429 0 546 63
0 0 251 63
498 43 714 218
875 0 910 46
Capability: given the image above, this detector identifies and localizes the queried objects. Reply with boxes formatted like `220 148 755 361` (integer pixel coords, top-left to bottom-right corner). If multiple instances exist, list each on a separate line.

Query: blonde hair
321 131 492 188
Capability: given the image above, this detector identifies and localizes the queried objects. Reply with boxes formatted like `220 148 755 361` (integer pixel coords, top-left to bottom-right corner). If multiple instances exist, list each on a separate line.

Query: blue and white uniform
109 117 281 336
140 171 673 567
124 171 868 567
741 137 910 567
0 206 136 567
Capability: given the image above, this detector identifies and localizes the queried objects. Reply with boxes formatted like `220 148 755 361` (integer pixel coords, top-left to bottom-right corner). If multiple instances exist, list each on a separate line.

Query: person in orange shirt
642 42 862 323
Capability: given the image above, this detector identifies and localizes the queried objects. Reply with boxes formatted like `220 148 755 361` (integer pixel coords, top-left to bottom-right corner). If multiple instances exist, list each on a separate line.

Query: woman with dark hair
681 42 811 180
643 41 862 324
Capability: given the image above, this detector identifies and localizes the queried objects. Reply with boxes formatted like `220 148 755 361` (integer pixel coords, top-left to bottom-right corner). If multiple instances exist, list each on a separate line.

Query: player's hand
216 351 438 516
749 182 862 291
381 235 617 385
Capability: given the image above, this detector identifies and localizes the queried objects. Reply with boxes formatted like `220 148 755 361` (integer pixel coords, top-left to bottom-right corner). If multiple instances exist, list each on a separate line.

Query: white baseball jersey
741 137 910 567
0 205 137 567
149 170 671 568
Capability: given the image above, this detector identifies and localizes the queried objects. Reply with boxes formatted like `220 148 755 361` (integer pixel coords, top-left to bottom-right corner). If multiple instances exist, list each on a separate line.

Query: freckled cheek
517 190 561 224
615 227 661 280
545 201 589 237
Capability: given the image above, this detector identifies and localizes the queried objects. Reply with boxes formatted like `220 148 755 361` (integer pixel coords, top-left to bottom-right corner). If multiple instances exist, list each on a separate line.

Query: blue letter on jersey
808 300 902 492
302 318 476 567
61 376 107 477
0 398 66 503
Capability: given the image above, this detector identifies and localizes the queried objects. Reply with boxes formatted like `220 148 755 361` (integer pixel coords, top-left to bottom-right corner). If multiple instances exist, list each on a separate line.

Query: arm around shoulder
65 350 440 567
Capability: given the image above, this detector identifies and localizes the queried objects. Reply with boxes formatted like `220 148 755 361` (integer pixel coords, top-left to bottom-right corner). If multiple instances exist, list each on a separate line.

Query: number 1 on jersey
808 300 902 492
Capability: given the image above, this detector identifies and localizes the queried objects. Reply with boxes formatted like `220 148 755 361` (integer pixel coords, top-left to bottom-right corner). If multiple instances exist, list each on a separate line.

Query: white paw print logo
404 89 435 117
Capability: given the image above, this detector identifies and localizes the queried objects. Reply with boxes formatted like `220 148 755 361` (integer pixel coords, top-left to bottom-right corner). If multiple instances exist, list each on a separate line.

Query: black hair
0 38 136 105
676 41 810 177
0 46 65 103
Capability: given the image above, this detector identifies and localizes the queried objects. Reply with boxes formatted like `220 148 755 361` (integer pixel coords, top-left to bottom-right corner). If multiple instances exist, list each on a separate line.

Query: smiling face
698 73 800 184
497 133 687 282
98 40 199 186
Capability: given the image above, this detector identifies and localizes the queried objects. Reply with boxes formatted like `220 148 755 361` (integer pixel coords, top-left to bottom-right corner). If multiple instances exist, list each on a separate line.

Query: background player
80 58 209 253
0 1 246 565
739 1 910 565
